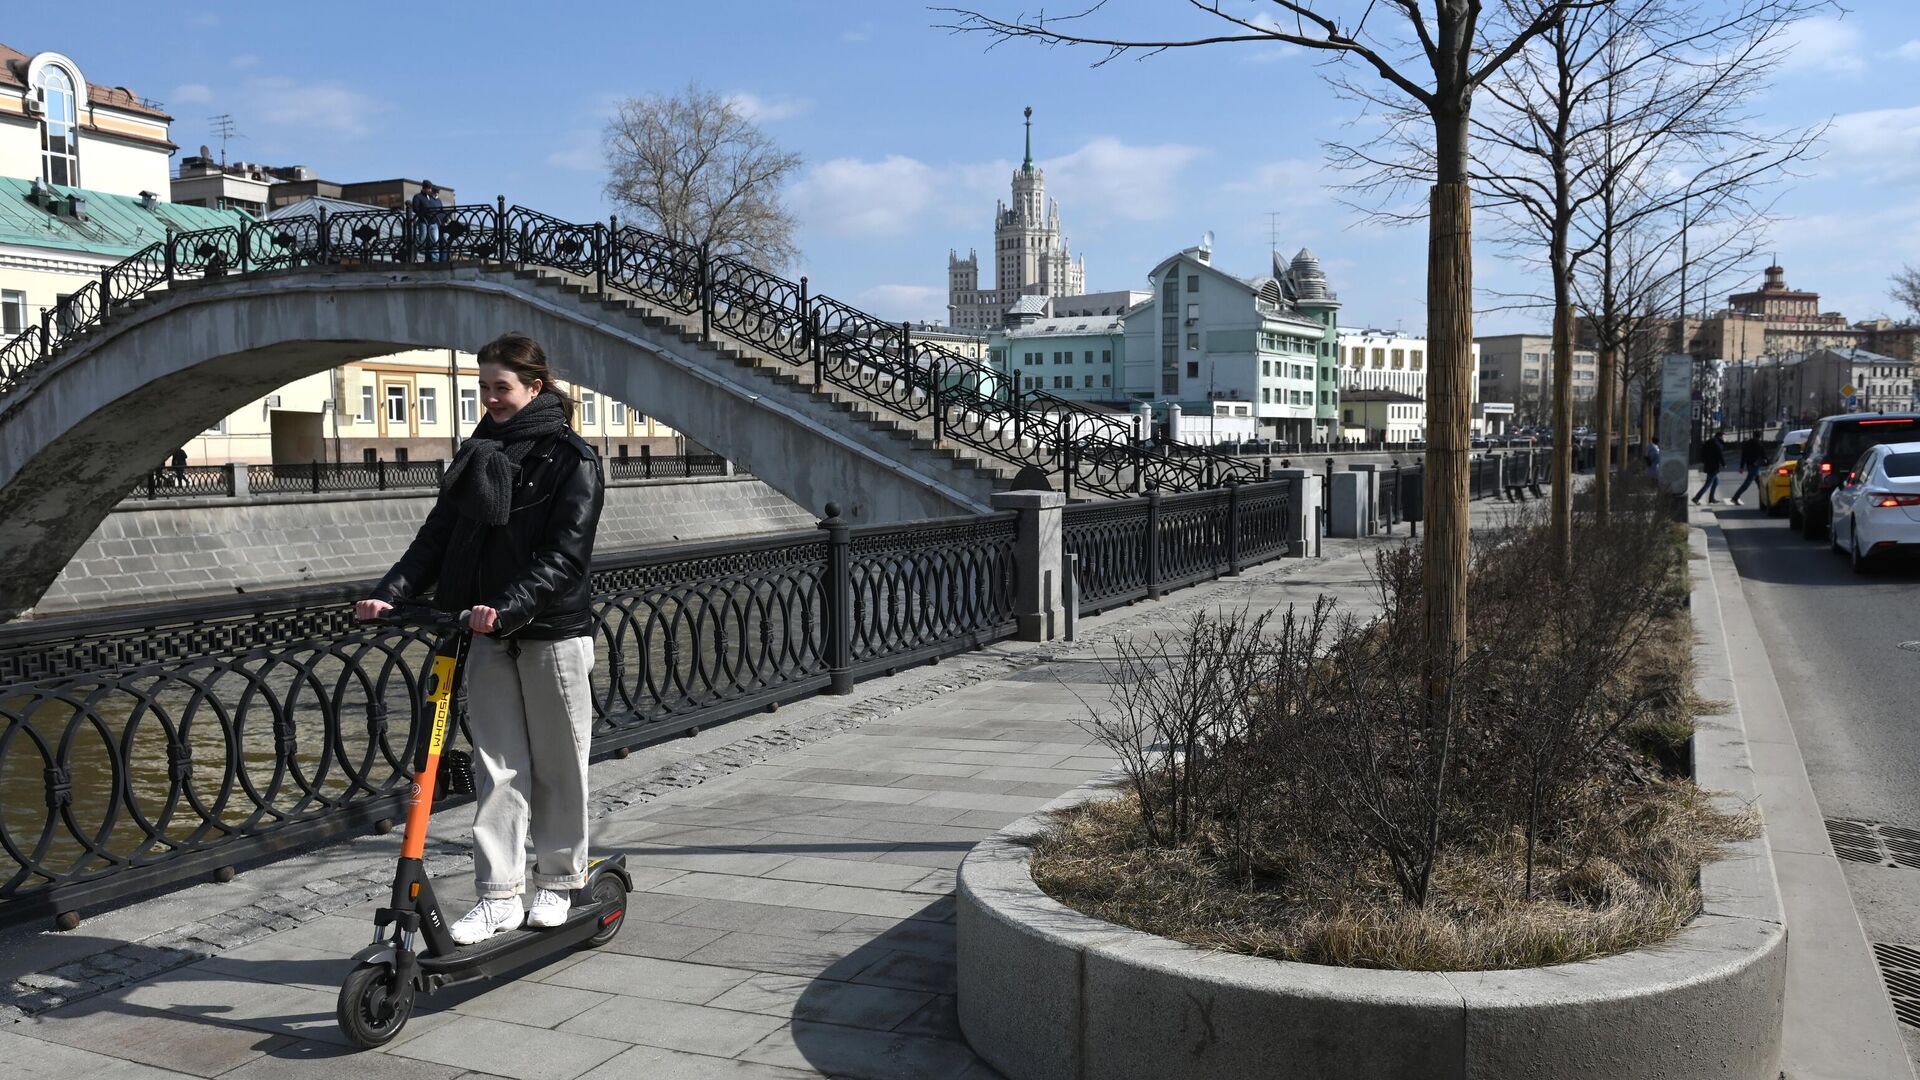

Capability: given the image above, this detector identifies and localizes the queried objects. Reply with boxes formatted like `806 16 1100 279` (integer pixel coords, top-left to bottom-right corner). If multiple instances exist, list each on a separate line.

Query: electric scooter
336 604 630 1049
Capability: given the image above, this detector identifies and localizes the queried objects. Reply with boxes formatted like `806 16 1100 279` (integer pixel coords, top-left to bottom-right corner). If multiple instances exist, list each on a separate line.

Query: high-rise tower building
946 107 1086 330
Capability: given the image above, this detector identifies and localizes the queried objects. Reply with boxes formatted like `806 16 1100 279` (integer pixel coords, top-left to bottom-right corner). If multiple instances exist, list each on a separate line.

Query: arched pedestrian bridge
0 204 1255 621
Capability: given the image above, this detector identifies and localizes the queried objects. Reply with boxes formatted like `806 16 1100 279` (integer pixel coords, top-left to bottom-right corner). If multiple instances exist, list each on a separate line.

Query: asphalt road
1712 482 1920 1063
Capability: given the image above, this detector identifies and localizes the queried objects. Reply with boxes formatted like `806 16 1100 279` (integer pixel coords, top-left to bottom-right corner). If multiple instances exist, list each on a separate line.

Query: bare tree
938 0 1607 704
602 83 804 269
1893 265 1920 320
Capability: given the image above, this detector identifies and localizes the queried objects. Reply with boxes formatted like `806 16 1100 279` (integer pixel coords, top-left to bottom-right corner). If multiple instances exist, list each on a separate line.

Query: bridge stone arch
0 265 1000 621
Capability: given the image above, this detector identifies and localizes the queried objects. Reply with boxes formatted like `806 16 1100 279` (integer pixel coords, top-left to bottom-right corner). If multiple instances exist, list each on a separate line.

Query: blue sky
16 1 1919 335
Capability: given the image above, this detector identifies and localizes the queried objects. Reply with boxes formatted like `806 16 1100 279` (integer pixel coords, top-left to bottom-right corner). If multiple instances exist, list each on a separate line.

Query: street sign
1842 383 1857 398
1844 395 1859 410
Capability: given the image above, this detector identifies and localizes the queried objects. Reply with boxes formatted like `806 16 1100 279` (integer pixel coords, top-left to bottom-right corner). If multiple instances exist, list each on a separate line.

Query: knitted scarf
441 391 570 525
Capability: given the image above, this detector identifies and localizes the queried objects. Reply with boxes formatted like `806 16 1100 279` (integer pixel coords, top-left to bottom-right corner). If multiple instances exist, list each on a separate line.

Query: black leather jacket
370 432 604 639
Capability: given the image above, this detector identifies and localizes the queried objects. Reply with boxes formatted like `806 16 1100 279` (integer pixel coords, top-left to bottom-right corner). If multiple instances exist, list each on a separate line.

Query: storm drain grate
1825 819 1920 870
1872 943 1920 1029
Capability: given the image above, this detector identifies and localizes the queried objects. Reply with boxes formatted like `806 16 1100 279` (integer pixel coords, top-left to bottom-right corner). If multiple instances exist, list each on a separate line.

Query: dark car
1790 412 1920 539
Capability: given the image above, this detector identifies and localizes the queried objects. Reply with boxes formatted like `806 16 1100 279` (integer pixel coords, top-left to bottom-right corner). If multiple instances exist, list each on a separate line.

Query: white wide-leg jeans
463 634 595 898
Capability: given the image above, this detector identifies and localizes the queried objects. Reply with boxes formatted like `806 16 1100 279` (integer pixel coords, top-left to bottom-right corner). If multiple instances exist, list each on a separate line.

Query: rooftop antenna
208 113 241 168
1267 211 1282 252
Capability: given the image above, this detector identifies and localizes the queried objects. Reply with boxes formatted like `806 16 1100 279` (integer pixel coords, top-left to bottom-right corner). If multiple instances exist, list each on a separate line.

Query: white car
1829 440 1920 572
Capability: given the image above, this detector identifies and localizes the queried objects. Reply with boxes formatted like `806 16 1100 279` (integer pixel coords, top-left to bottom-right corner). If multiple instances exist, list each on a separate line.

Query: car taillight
1776 466 1792 475
1871 493 1920 508
1820 462 1832 473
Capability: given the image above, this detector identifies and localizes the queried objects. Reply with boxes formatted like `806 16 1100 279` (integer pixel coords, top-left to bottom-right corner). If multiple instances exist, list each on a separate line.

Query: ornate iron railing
0 198 1256 498
0 507 1014 925
1062 477 1295 616
126 465 233 500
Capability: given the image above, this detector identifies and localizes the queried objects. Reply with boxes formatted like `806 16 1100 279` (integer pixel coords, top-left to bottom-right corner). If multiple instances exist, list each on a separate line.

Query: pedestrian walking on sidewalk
355 332 605 946
1645 438 1662 478
1693 432 1727 504
1728 433 1766 506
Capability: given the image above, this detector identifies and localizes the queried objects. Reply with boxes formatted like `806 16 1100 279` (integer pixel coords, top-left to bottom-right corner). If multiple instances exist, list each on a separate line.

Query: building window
1102 349 1112 364
386 385 408 424
419 386 438 425
1185 361 1199 378
0 290 24 335
610 400 626 425
35 64 80 187
359 385 376 423
459 387 478 424
1083 375 1092 388
1186 333 1199 350
1187 274 1199 292
1084 350 1093 364
1263 388 1272 403
581 391 598 426
205 417 225 435
1102 374 1111 387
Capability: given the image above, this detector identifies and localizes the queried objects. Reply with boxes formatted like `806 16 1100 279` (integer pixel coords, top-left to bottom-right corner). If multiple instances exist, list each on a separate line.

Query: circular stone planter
958 534 1785 1080
958 805 1783 1080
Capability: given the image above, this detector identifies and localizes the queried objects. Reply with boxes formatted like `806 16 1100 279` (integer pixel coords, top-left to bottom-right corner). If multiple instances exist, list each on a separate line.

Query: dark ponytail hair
476 332 574 419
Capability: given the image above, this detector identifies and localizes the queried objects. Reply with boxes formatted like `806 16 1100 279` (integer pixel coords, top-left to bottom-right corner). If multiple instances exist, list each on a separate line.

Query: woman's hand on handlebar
469 606 499 634
355 599 392 621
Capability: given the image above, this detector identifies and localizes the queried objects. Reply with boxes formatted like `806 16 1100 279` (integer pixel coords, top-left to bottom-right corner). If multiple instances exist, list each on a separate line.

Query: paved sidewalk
0 517 1417 1080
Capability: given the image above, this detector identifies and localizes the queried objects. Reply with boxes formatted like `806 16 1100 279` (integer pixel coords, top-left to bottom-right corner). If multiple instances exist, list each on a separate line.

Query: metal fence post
1225 483 1242 576
311 459 322 495
820 503 854 694
599 215 616 295
641 445 652 479
698 243 712 343
798 275 811 358
810 308 824 389
99 267 113 320
1145 489 1164 599
238 222 251 275
38 308 51 358
494 196 509 261
377 458 387 491
315 206 330 265
402 206 417 264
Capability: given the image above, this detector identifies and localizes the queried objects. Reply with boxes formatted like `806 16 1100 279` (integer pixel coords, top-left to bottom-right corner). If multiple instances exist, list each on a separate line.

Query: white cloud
843 25 874 44
1890 40 1920 62
170 83 215 106
192 12 220 27
1824 105 1920 187
791 155 939 236
855 284 946 322
1779 17 1866 74
231 54 260 70
547 129 600 172
1039 138 1205 223
243 77 382 139
726 92 813 124
1223 159 1329 197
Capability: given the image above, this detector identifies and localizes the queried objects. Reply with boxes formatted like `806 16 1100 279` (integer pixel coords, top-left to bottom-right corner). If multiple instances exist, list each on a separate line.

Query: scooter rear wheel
337 959 415 1048
584 874 629 948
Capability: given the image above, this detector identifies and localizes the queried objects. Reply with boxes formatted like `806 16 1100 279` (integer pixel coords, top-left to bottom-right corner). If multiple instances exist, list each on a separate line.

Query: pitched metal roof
0 178 251 259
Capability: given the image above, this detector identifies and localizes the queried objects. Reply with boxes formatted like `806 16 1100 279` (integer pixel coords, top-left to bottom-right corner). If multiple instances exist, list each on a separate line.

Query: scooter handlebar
359 603 472 633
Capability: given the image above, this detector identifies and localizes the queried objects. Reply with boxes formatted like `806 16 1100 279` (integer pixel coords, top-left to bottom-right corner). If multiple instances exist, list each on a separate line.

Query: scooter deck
415 901 608 985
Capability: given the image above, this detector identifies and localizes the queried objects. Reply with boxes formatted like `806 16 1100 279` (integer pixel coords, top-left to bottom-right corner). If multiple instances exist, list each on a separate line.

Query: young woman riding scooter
356 331 606 944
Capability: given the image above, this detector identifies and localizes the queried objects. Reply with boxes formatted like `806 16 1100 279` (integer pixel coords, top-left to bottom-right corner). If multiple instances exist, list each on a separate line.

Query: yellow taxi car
1759 428 1811 514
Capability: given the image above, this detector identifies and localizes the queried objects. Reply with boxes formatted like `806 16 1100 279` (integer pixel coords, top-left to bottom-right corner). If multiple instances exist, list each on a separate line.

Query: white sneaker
527 888 572 929
449 896 523 945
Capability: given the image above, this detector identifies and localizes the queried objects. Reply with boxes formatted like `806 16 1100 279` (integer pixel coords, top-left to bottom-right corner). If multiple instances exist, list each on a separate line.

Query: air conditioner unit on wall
24 90 46 117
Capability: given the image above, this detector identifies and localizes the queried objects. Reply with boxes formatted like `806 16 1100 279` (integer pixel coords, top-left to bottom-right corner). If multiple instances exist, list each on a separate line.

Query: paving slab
13 1004 298 1077
557 995 790 1057
575 1042 817 1079
543 952 758 1005
736 1019 983 1080
390 1014 627 1080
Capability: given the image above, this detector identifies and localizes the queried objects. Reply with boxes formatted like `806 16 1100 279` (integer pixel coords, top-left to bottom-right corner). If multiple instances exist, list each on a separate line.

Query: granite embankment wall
28 476 814 616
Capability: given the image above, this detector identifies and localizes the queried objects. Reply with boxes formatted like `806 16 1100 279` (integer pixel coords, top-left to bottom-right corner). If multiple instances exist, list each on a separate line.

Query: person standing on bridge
411 181 445 263
355 332 605 945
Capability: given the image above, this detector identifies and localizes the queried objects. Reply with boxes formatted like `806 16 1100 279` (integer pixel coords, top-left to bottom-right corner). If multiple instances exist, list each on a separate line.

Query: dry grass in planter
1031 492 1752 971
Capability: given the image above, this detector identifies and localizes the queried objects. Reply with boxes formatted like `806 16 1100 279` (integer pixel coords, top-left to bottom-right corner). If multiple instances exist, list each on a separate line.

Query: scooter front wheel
583 874 629 948
337 959 415 1048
